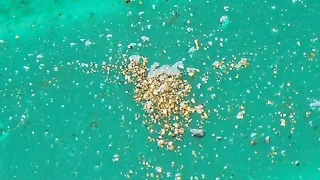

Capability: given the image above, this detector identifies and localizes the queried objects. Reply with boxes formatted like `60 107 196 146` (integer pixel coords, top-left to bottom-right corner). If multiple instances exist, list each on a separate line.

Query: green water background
0 0 320 179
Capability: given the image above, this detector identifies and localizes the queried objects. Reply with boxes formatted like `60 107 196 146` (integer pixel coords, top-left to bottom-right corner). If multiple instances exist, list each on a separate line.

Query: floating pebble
190 128 205 137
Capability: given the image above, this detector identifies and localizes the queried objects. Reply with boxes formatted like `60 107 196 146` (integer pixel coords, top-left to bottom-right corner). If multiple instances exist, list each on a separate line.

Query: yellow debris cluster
122 56 208 150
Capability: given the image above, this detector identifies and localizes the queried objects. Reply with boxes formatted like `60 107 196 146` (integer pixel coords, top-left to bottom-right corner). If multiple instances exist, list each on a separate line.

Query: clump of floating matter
310 99 320 111
122 55 208 150
190 128 205 137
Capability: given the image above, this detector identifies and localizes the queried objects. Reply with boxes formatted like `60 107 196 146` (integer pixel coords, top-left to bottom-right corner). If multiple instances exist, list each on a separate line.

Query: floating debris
219 15 229 29
190 128 205 137
265 136 270 144
122 55 208 149
186 67 200 77
236 110 245 120
310 99 320 111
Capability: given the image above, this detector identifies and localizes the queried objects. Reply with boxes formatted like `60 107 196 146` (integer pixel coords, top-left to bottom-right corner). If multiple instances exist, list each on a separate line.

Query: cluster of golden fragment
122 55 208 151
212 57 249 70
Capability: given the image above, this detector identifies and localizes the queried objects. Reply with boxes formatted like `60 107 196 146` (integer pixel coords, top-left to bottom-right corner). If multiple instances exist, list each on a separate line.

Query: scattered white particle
138 12 144 16
141 36 150 42
310 100 320 111
54 67 59 71
152 4 156 9
80 63 89 68
0 40 4 44
220 15 229 23
85 40 92 46
147 25 152 29
188 46 196 53
271 28 278 33
251 133 257 138
155 166 163 173
23 66 30 71
127 43 137 49
197 83 201 89
113 154 120 162
236 110 245 119
187 27 193 32
70 42 76 46
106 34 112 38
201 76 208 83
223 6 229 11
36 54 43 59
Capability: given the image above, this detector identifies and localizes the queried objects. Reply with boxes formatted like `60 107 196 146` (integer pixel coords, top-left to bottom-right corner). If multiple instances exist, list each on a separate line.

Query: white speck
236 110 245 119
138 12 144 16
36 54 43 59
106 34 113 38
141 36 149 42
187 27 193 32
190 129 205 137
188 46 196 53
310 100 320 111
70 42 76 46
223 6 229 11
113 154 120 162
220 15 228 23
251 133 257 138
85 40 92 46
127 43 137 49
197 83 201 89
23 66 30 71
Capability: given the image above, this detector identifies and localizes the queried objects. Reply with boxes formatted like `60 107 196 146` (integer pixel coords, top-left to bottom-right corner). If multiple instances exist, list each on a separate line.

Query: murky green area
0 0 320 179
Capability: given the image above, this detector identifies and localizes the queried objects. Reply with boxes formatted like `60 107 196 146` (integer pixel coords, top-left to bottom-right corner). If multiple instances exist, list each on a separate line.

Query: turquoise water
1 0 320 179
